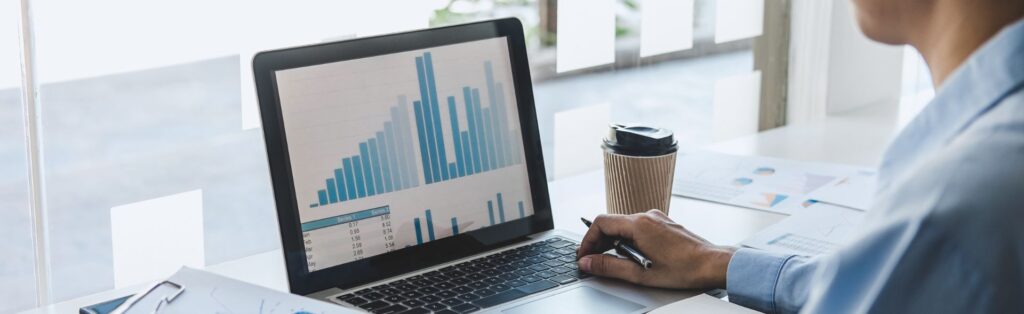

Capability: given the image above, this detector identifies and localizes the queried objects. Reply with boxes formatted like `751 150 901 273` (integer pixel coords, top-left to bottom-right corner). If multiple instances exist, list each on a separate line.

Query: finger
578 214 638 257
578 254 645 284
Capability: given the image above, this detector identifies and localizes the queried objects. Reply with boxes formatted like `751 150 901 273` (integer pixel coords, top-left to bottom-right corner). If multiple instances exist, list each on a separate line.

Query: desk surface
20 105 897 314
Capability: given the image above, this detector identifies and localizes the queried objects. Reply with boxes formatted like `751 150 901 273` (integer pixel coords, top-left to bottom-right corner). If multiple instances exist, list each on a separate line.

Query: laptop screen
274 37 535 272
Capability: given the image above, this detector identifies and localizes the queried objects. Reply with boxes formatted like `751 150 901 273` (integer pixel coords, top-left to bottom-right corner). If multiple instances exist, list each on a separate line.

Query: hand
576 209 736 290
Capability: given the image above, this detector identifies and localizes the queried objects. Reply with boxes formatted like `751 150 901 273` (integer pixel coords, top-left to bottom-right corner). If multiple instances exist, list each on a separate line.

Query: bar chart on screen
305 52 525 209
275 37 536 269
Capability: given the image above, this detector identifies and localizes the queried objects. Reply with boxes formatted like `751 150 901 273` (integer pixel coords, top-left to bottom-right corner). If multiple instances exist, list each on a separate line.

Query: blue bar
376 132 394 193
384 122 402 191
334 169 347 202
302 206 391 232
397 100 419 188
460 132 473 176
413 100 434 184
368 139 385 194
451 217 459 235
448 163 457 178
352 156 367 198
463 87 482 174
317 190 328 206
485 61 508 168
447 96 465 178
424 53 450 182
487 201 495 226
326 179 338 203
415 58 442 184
425 209 436 241
518 201 525 218
359 143 376 196
482 107 498 170
343 158 359 198
414 218 424 245
497 193 505 223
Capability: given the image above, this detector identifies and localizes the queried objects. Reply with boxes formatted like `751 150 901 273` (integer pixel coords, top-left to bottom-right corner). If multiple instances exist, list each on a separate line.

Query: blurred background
0 0 933 312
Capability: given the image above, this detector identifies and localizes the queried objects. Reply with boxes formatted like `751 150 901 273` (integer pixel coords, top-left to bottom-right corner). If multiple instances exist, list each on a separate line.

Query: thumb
579 254 645 284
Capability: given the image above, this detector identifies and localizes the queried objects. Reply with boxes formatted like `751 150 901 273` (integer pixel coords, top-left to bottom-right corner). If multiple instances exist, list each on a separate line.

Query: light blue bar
518 201 525 218
343 158 359 198
384 122 402 192
415 57 442 184
376 132 394 193
414 218 423 245
360 143 376 196
424 53 449 182
388 110 406 190
460 132 473 176
447 96 465 178
487 201 495 226
497 193 505 223
318 190 328 206
301 206 391 232
353 156 367 198
485 61 507 168
482 108 498 171
334 169 347 202
425 209 436 241
413 100 434 184
451 217 459 235
495 82 512 166
326 179 338 203
397 100 419 188
495 82 512 167
368 139 384 194
463 87 482 174
472 88 489 171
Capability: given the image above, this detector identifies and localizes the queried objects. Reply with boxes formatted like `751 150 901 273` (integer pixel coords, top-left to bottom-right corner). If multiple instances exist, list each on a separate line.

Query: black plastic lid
602 123 678 156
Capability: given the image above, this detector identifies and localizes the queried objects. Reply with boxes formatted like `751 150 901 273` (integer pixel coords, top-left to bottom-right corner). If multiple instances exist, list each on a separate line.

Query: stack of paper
673 151 877 214
740 203 865 256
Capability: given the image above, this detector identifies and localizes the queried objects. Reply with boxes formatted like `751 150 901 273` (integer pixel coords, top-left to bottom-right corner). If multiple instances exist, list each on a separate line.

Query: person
576 0 1024 313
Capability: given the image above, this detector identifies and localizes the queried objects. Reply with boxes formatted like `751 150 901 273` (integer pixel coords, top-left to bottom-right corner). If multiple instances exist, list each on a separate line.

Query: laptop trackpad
502 286 645 314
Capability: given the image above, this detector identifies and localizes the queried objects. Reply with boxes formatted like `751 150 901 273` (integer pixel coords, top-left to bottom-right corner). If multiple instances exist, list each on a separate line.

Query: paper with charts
115 267 357 314
672 151 871 214
741 203 865 256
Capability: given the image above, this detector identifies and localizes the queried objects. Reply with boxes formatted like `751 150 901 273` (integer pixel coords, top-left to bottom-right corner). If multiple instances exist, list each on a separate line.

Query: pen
580 217 654 269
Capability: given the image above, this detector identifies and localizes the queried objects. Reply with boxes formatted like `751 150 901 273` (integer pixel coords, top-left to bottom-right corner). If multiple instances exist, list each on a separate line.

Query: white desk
20 105 896 314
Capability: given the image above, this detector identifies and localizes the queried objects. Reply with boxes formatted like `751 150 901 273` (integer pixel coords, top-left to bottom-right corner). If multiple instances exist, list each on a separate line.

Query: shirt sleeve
726 248 820 314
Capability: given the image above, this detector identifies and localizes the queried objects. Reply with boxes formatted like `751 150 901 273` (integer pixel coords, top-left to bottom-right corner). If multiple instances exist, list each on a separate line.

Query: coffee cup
602 123 678 215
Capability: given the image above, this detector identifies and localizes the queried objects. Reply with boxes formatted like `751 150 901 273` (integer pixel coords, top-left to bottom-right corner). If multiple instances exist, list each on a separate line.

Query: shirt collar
878 18 1024 189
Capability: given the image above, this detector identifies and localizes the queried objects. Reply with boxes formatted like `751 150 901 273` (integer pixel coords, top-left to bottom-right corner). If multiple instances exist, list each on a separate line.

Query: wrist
699 245 737 289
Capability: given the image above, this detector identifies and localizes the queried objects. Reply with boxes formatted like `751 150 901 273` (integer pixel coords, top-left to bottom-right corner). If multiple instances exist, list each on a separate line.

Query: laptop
252 18 697 314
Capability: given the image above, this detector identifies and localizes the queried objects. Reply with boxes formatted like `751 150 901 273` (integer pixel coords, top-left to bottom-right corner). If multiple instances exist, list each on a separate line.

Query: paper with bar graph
275 37 535 271
672 151 869 214
741 203 866 256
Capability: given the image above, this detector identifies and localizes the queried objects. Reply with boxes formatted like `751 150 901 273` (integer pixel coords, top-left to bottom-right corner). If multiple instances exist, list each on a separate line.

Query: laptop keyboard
334 237 589 314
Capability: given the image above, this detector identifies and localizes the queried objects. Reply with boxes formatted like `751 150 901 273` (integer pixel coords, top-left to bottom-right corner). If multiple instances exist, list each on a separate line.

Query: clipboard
110 267 359 314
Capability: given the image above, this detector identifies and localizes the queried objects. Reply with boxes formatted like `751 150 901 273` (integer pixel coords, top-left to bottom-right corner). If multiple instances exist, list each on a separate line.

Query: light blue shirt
725 19 1024 313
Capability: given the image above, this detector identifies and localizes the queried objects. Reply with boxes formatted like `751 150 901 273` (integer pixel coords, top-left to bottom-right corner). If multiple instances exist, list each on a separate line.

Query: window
8 0 779 307
1 0 36 312
433 0 764 179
